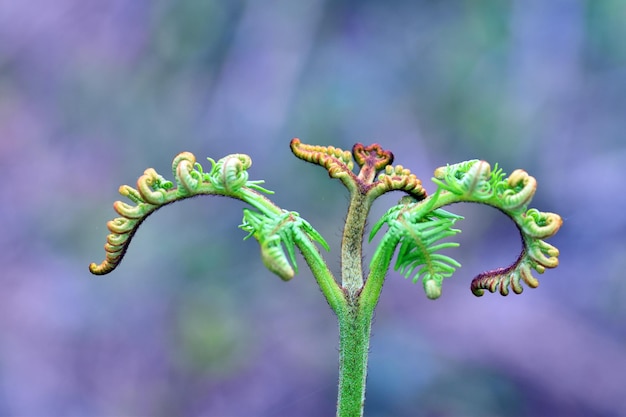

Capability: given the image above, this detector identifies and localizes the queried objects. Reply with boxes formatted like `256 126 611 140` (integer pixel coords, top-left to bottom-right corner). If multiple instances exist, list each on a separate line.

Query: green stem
334 190 385 417
334 233 399 417
295 236 345 315
336 301 372 417
360 233 399 315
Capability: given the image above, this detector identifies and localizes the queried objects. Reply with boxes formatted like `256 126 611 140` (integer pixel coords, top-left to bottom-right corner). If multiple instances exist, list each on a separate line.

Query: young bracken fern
90 140 562 417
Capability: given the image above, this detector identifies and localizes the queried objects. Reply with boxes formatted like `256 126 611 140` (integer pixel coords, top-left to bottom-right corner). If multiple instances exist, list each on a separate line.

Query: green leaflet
240 209 330 281
371 200 463 300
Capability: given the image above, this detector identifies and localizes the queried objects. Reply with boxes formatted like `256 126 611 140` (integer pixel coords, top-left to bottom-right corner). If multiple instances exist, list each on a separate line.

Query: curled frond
369 158 562 297
369 164 428 201
172 151 199 193
470 256 537 296
137 168 172 205
470 234 560 296
497 169 537 212
290 138 355 181
90 151 274 275
425 159 562 296
239 209 329 281
525 238 559 269
90 197 160 275
113 200 145 219
466 187 561 297
427 159 562 296
433 159 493 200
291 138 405 195
352 143 394 170
352 143 394 183
522 209 562 239
206 154 253 193
119 184 144 204
467 214 561 296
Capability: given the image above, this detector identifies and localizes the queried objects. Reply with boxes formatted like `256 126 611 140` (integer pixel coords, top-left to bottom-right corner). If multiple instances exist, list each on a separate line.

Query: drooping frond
239 209 329 281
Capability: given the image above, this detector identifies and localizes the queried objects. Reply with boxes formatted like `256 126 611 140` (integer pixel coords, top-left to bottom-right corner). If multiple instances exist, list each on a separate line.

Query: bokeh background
2 1 625 416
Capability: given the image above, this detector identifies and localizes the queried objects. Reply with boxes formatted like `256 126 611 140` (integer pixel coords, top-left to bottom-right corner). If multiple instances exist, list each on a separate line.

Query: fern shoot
90 140 562 417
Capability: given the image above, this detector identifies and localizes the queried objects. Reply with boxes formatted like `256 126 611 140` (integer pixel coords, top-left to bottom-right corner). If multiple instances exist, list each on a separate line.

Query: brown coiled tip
352 143 394 170
290 138 301 149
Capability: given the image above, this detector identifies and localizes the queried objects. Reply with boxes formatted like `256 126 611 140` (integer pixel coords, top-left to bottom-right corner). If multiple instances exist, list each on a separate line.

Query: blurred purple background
1 1 625 416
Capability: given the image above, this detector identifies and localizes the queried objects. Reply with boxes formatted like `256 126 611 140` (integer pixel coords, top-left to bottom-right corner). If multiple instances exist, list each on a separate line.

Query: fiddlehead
368 163 428 201
290 138 357 190
290 138 427 200
497 169 537 212
430 160 561 296
352 143 394 183
89 151 280 275
172 151 201 193
432 159 494 200
206 154 253 192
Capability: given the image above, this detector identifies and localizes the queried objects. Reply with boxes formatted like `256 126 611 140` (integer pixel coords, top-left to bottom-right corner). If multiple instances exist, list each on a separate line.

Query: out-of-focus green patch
173 287 253 377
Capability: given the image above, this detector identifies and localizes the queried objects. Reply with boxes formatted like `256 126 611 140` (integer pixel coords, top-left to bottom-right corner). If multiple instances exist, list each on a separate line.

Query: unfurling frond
369 158 561 298
370 200 463 300
89 151 279 275
428 159 562 296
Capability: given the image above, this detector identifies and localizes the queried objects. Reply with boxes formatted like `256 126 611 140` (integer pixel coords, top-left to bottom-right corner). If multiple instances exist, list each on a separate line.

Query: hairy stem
341 193 370 298
335 233 399 417
336 301 372 417
335 190 384 417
